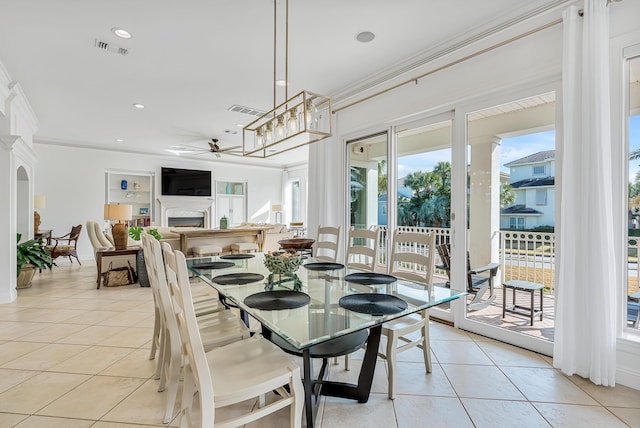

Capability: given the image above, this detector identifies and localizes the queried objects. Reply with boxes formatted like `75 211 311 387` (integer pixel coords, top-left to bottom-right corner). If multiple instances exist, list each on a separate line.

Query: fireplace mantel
157 196 214 228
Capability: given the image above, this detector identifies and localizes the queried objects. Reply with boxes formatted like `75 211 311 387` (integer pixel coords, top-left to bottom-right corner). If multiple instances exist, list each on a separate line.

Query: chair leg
421 320 432 373
149 306 160 360
163 352 181 424
290 369 304 428
386 331 398 399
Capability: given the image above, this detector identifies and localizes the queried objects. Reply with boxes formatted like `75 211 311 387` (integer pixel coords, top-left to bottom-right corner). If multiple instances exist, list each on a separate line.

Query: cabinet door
217 196 231 225
230 196 245 225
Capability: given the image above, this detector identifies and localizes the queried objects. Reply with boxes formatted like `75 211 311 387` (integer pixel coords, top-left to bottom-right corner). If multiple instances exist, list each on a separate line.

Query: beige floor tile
49 346 135 374
14 415 94 427
441 364 526 400
0 341 48 365
102 378 179 426
429 321 473 341
2 343 89 371
100 348 157 378
461 398 550 428
14 322 89 343
395 396 473 428
0 412 28 426
430 340 494 365
0 369 38 394
92 422 167 428
392 362 457 397
533 402 628 427
62 310 122 325
102 298 154 312
476 340 552 367
37 375 145 420
608 407 640 427
97 310 155 327
0 321 48 340
567 374 640 407
320 393 396 427
100 327 154 348
502 367 599 405
0 372 90 414
0 308 88 323
56 325 126 345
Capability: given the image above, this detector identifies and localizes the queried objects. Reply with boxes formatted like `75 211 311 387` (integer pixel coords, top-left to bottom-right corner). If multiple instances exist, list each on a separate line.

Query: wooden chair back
314 225 341 262
346 226 380 272
388 230 436 285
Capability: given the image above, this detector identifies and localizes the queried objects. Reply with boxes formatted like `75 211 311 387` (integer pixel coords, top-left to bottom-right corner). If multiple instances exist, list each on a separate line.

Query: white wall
34 143 287 261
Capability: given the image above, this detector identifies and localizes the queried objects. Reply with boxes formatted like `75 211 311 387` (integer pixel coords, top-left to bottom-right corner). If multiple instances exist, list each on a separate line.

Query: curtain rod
333 18 563 114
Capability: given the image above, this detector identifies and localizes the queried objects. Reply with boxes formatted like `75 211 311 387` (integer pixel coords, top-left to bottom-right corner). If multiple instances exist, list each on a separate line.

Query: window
536 189 547 205
533 165 546 175
509 217 525 229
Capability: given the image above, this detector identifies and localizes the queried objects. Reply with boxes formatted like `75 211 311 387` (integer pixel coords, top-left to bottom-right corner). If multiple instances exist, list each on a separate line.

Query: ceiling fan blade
208 141 217 151
219 145 242 152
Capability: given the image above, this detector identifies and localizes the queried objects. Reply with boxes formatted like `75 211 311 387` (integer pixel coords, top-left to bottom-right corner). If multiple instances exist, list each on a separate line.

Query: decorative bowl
263 252 304 276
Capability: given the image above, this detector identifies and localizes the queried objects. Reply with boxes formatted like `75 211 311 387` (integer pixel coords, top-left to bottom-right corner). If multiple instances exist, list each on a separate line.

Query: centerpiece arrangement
263 251 303 291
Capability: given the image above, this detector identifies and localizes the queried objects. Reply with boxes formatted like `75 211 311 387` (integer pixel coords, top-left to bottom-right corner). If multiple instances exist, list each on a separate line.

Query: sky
396 116 640 180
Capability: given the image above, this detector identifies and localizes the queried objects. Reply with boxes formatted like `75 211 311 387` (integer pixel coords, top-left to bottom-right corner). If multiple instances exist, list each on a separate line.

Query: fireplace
157 196 214 228
168 216 205 228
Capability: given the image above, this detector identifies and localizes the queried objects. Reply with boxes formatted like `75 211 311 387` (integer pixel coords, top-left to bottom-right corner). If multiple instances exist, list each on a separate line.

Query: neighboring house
500 150 555 230
378 185 412 226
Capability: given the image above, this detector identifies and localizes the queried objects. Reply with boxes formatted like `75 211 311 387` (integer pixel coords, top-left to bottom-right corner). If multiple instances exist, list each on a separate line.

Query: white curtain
308 129 345 258
554 1 617 386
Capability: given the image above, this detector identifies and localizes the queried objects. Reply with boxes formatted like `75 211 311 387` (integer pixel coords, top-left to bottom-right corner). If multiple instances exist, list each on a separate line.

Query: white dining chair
142 234 250 423
381 229 436 399
169 248 304 428
314 225 341 262
345 226 380 271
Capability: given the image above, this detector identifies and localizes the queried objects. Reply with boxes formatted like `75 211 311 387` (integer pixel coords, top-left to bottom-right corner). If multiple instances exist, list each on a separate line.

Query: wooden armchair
46 224 82 265
436 243 498 311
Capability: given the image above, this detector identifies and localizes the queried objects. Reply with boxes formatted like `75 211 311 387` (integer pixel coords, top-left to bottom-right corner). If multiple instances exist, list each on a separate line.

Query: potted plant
128 226 163 288
17 233 54 288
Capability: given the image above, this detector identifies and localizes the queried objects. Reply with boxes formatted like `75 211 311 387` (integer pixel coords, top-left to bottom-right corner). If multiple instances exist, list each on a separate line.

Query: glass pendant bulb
305 99 317 129
288 108 298 132
276 116 285 138
265 122 273 143
255 128 264 147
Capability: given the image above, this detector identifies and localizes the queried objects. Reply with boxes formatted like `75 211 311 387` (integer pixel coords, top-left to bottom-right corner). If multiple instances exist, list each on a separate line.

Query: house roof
501 204 543 215
510 176 555 188
504 150 555 167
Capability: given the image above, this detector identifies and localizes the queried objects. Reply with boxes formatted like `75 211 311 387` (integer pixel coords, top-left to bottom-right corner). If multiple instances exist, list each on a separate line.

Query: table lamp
34 194 46 235
272 204 282 224
104 203 133 250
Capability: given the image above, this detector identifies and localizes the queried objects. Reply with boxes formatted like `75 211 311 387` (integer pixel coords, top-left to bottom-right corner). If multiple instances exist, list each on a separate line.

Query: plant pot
17 264 36 289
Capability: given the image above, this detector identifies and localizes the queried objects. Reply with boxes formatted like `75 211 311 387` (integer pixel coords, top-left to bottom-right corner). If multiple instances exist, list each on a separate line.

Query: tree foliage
399 161 452 227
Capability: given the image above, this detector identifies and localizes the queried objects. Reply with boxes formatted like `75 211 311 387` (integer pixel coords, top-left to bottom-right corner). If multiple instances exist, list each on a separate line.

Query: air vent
227 104 266 118
94 39 129 56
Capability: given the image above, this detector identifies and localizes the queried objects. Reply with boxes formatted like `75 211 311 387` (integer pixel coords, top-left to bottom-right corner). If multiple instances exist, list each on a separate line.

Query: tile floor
1 261 640 427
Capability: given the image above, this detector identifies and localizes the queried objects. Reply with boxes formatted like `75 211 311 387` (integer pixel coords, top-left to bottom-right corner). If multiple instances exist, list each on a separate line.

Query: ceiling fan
167 138 243 158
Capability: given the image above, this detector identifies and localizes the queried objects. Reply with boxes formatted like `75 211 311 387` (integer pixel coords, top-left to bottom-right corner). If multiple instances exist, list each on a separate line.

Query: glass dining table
187 253 465 428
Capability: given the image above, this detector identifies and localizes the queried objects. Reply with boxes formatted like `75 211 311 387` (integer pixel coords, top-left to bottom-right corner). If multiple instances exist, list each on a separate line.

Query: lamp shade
104 204 133 221
272 204 282 212
34 195 46 209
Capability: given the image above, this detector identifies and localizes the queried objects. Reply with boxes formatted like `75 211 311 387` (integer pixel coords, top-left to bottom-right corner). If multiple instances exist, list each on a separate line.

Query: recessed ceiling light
236 123 245 127
356 31 375 43
133 103 145 109
275 80 287 87
115 138 124 142
111 27 132 39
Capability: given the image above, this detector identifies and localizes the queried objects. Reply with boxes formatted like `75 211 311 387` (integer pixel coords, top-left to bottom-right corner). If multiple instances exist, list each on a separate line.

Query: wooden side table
96 248 140 289
502 280 544 326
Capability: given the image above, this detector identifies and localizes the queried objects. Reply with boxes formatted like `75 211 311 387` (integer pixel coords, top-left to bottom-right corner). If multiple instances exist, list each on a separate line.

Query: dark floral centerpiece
263 251 303 290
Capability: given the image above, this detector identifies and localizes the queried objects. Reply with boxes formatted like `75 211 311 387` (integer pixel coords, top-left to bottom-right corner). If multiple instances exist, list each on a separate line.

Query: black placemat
212 273 264 285
339 294 408 315
244 291 311 310
344 272 397 285
304 262 345 271
220 254 255 260
190 261 235 270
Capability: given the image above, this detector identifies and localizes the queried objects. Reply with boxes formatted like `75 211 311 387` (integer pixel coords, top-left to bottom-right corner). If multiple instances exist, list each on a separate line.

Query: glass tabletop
187 253 465 350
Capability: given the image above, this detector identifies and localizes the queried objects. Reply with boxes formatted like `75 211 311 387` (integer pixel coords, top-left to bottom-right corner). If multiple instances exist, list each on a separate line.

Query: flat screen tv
161 167 212 196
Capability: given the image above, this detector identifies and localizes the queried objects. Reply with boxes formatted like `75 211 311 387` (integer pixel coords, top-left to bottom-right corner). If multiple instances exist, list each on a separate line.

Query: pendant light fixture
242 0 332 158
